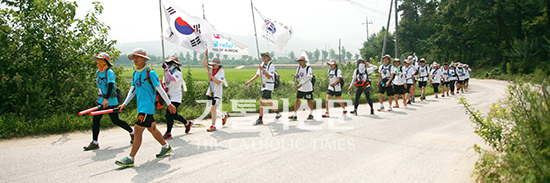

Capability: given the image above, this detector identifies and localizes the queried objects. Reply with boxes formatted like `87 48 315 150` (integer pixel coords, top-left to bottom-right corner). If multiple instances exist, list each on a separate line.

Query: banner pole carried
250 0 262 66
159 0 166 61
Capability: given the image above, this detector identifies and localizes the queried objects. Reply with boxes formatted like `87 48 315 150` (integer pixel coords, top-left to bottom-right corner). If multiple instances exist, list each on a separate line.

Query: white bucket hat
208 57 222 66
127 48 151 61
164 55 182 66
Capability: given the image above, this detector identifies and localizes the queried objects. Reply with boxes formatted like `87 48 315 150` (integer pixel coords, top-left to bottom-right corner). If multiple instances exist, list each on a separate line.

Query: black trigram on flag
167 7 176 15
193 24 201 34
190 36 201 47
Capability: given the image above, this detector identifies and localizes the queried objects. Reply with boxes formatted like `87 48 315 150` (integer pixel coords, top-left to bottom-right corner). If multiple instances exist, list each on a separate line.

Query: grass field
121 67 327 82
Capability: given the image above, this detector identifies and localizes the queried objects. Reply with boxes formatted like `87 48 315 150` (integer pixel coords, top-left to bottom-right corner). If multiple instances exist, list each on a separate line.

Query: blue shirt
132 67 161 114
96 68 118 105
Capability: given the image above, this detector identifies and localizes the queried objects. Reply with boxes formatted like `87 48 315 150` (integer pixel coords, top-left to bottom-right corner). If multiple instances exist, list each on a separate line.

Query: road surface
0 79 509 183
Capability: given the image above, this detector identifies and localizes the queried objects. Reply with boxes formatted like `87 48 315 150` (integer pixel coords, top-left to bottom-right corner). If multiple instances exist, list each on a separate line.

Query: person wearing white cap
348 59 377 115
403 59 417 105
246 52 282 125
448 63 458 95
464 64 472 92
377 54 396 111
116 48 177 167
456 64 467 93
289 56 314 121
322 60 347 117
417 58 430 100
83 53 134 151
441 62 450 97
429 62 444 98
391 58 406 108
161 55 193 140
202 51 228 132
409 54 419 103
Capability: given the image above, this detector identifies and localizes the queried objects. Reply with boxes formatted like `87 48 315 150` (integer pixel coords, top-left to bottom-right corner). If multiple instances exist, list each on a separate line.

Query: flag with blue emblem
254 7 293 51
162 0 214 52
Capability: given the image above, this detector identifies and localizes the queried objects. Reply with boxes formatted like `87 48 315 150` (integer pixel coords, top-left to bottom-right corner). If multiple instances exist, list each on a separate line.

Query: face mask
359 63 366 73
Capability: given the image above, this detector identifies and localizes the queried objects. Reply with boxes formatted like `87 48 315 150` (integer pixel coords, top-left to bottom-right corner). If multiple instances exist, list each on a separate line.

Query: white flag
208 32 249 55
254 7 293 51
162 0 214 52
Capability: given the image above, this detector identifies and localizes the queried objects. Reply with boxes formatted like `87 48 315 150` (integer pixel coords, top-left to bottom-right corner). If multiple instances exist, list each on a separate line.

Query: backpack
133 67 166 109
296 66 316 87
267 62 280 88
97 67 124 104
354 70 371 89
328 68 344 88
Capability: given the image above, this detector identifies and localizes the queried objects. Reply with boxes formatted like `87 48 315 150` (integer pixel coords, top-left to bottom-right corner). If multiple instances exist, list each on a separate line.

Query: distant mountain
115 34 330 59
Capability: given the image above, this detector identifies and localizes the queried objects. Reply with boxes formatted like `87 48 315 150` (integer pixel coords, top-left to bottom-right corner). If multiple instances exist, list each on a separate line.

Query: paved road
0 79 509 183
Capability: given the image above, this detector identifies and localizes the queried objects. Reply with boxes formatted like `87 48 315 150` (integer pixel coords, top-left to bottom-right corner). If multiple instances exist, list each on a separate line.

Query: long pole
380 0 393 63
394 0 399 59
338 38 341 63
159 0 166 61
250 0 262 65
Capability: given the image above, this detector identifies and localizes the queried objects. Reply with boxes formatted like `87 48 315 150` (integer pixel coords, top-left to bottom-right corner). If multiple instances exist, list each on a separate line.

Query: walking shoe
406 100 412 105
411 97 415 103
222 114 228 126
130 134 134 144
350 110 357 116
322 112 330 118
163 132 172 140
451 92 455 95
307 114 314 120
447 92 450 96
253 119 263 125
185 121 193 134
288 115 297 121
377 106 385 111
371 109 375 115
343 110 348 115
83 142 99 151
435 95 439 98
393 104 399 108
403 100 407 106
442 94 445 97
156 145 172 158
387 106 392 111
275 112 282 119
115 157 134 167
206 125 216 132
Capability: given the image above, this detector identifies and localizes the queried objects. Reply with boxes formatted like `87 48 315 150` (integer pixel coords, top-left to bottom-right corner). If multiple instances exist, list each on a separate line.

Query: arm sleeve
104 83 114 100
368 65 378 75
299 67 312 85
349 70 356 88
164 69 176 82
156 85 172 105
123 86 136 106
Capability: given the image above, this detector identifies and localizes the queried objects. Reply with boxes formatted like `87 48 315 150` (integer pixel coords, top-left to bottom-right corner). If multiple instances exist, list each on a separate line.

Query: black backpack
328 68 344 88
97 67 124 104
267 62 280 88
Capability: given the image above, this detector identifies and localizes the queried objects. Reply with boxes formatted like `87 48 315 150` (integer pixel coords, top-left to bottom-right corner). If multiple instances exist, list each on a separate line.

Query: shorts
136 113 155 127
261 90 272 99
457 80 465 84
443 82 450 87
432 83 440 93
326 90 342 97
465 78 470 82
405 84 412 93
378 86 394 96
207 96 222 107
297 91 313 100
418 81 427 88
393 85 405 95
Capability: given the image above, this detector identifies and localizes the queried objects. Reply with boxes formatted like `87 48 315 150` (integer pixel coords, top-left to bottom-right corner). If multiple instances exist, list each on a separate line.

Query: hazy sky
74 0 397 55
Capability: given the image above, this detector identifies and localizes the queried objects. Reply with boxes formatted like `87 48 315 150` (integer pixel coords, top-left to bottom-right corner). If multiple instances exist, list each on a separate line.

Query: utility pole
338 39 341 63
381 0 393 63
362 16 373 40
394 0 399 58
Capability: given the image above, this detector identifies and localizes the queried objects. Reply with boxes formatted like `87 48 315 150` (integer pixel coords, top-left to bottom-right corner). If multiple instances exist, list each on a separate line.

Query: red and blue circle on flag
175 17 194 35
265 20 276 34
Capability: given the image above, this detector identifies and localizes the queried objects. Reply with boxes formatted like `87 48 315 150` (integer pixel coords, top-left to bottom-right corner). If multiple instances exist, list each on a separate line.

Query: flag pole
250 0 262 66
159 0 166 61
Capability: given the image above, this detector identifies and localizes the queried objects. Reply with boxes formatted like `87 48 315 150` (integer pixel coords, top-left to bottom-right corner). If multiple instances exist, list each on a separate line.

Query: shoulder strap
306 66 310 75
146 67 155 92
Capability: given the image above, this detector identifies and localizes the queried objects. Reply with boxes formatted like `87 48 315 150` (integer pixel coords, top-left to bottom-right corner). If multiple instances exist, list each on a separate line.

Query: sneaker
222 114 228 126
350 110 357 116
406 100 412 105
185 121 193 134
115 157 134 167
253 119 263 125
307 114 314 120
322 112 330 118
156 145 172 158
442 94 445 97
451 92 455 95
411 98 415 103
83 142 99 151
435 95 439 99
275 112 282 119
207 125 216 132
163 132 172 140
377 106 385 111
343 110 348 115
403 100 407 106
393 105 399 108
130 134 134 144
288 115 297 121
387 106 392 111
370 109 374 115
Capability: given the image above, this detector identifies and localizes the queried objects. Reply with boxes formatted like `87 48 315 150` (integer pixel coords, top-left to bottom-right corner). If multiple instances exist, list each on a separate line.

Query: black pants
449 80 456 93
354 88 373 111
166 102 188 133
432 83 440 93
92 106 132 141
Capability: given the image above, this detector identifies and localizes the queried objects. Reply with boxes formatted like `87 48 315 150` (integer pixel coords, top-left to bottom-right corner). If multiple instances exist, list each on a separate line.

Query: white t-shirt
393 65 406 86
163 69 184 103
457 68 466 81
403 65 417 84
296 66 313 92
205 67 225 98
441 67 449 82
327 68 343 92
349 65 378 88
256 62 276 91
417 65 430 82
448 68 457 81
464 67 471 79
430 68 443 84
378 64 396 79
